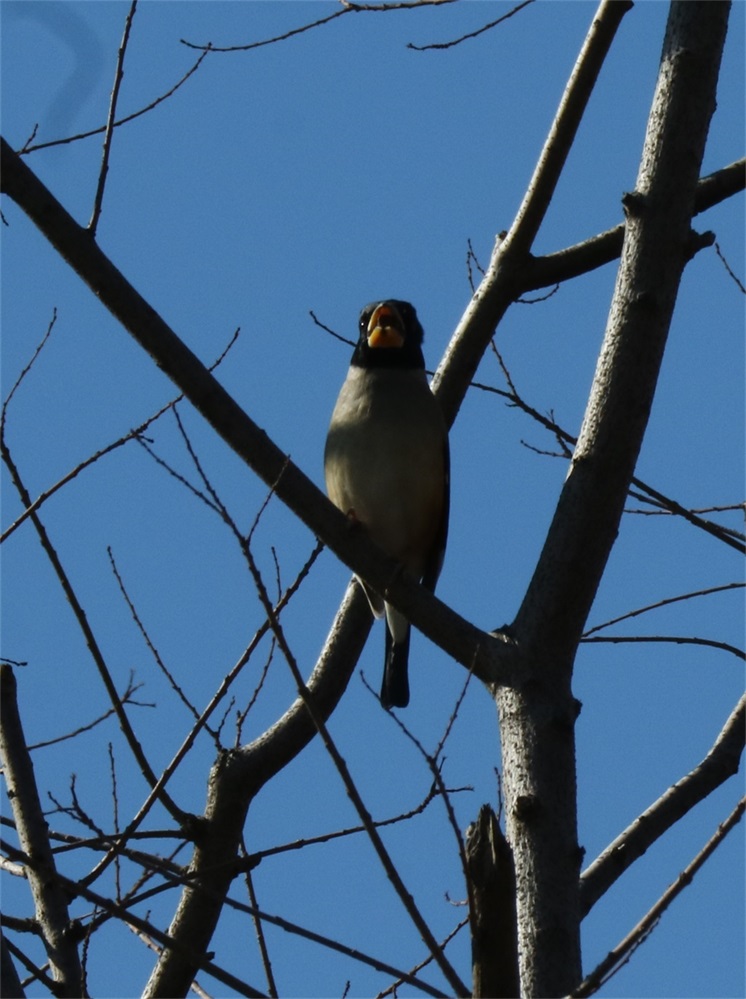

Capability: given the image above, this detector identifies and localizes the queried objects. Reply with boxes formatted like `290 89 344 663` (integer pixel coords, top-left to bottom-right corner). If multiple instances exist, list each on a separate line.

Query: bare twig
583 582 746 637
408 0 535 51
22 52 212 155
482 343 746 554
107 547 206 728
0 838 266 999
1 328 241 545
580 695 746 916
580 634 744 660
133 854 453 999
376 918 469 998
180 0 461 54
573 797 746 997
308 309 355 347
242 777 460 866
81 537 324 892
240 857 278 999
1 433 186 826
1 309 57 415
28 673 152 751
181 7 348 52
714 239 746 293
361 668 476 910
89 1 138 235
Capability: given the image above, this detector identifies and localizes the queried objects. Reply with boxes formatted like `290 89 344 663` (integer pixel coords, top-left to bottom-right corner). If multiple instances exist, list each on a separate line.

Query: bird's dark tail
381 626 411 708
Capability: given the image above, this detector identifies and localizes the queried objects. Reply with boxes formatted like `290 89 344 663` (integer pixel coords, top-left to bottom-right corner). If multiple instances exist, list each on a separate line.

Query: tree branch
512 0 731 660
88 1 137 235
0 665 86 998
432 0 633 426
523 157 745 291
0 134 515 693
580 694 746 916
572 795 746 998
494 3 732 995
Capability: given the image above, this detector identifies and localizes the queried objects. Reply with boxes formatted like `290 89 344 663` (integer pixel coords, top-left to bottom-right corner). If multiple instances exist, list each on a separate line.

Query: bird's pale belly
328 417 444 576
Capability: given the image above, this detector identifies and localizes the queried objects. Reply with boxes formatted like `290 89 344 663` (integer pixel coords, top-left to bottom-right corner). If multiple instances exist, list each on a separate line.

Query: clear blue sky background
1 2 744 997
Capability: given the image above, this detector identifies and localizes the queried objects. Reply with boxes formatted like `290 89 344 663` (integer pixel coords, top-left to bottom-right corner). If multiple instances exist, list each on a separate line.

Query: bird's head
352 300 425 370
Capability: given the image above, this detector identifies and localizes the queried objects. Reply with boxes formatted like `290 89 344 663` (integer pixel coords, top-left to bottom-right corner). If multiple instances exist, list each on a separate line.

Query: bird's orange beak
367 303 405 349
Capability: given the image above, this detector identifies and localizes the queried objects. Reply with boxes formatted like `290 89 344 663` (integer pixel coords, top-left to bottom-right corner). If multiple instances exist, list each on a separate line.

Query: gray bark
497 3 730 995
0 665 87 998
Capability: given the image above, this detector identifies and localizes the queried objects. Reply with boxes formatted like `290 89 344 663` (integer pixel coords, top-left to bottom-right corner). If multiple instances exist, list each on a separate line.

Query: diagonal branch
573 795 746 998
580 694 746 916
432 0 633 425
0 134 515 692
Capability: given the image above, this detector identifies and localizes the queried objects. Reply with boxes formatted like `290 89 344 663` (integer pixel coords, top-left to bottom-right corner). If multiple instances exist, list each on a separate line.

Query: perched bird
324 300 449 707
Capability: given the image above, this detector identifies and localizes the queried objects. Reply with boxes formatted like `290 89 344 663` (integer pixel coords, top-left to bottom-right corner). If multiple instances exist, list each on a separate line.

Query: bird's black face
352 300 426 370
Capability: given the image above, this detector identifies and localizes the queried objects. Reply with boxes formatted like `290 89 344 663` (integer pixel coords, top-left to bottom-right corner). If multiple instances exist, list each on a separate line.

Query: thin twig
368 667 476 932
572 797 746 997
1 437 186 826
1 838 266 999
22 51 212 155
240 854 278 999
107 547 206 730
1 327 240 544
1 309 57 416
82 538 324 889
484 343 746 553
241 537 470 997
28 673 152 750
241 777 460 865
89 1 138 235
308 309 355 346
180 0 461 54
408 0 535 51
583 581 746 637
714 240 746 293
580 634 745 660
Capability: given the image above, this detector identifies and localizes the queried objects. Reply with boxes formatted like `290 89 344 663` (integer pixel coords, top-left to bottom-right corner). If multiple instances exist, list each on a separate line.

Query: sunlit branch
523 158 746 291
580 695 746 916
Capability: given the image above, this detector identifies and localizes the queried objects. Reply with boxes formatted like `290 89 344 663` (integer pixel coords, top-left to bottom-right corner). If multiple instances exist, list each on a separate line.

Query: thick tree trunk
496 3 730 995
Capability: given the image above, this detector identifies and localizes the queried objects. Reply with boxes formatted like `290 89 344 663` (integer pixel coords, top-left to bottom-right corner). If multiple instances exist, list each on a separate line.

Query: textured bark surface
497 3 730 995
467 805 520 999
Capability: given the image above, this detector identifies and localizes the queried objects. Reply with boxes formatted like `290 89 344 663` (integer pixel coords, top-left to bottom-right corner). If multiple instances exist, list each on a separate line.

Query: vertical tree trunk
495 3 730 995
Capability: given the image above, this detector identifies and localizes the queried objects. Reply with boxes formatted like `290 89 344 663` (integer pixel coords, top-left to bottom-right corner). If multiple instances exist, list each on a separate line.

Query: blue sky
1 2 744 997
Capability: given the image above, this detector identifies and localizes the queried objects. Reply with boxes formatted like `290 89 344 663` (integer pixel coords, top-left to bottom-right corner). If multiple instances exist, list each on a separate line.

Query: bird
324 300 449 708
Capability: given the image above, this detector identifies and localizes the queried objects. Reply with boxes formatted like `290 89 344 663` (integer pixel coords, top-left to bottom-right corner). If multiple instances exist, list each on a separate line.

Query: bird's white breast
324 366 446 577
